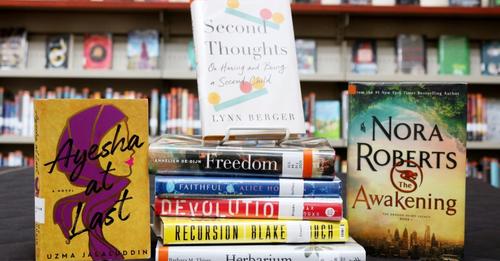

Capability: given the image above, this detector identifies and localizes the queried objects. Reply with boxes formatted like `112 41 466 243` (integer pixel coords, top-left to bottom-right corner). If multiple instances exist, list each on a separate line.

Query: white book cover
191 0 305 138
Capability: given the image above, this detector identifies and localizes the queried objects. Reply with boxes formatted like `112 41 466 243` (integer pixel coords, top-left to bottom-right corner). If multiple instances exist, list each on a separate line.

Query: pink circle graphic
240 81 252 93
260 9 272 20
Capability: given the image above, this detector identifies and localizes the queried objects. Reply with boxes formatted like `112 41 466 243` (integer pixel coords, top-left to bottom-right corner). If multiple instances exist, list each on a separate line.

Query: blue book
491 160 499 189
155 175 342 198
160 94 167 135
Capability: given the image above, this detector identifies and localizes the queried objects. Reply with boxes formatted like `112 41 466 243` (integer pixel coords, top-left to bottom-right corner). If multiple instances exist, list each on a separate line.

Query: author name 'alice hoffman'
211 112 297 123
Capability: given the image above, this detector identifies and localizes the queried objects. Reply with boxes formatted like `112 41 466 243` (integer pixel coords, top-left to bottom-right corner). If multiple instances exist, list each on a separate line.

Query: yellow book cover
154 216 348 245
347 83 466 259
34 100 150 261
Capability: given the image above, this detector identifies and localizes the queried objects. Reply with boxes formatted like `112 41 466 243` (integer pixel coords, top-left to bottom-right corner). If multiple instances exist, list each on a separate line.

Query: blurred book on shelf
127 29 160 70
296 39 317 74
481 41 500 76
83 33 113 69
352 39 377 74
149 87 201 137
467 93 500 141
45 34 72 70
396 34 426 75
0 150 33 167
439 35 470 76
303 92 346 141
0 28 28 70
467 157 499 189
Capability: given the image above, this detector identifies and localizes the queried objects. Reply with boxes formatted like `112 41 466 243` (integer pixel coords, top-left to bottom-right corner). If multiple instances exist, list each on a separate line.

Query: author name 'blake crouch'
191 0 305 137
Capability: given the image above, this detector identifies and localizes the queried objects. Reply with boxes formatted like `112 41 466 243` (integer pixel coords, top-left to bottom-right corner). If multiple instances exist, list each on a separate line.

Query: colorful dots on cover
272 13 284 24
240 81 253 93
260 8 272 20
208 92 221 105
251 77 265 89
227 0 239 9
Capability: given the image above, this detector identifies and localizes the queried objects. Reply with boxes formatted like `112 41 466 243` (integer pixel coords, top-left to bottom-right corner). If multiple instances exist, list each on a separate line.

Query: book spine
34 100 43 261
154 197 343 221
154 176 341 198
149 146 335 179
0 87 3 134
155 241 366 261
158 217 348 245
491 159 499 188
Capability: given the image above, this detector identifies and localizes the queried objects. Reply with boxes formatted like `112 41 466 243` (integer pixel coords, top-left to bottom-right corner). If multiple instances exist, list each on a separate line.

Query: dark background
0 167 498 261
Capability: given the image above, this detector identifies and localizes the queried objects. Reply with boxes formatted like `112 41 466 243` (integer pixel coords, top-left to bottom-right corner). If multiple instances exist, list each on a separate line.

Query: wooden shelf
467 141 500 150
345 74 500 85
0 136 34 144
1 1 500 18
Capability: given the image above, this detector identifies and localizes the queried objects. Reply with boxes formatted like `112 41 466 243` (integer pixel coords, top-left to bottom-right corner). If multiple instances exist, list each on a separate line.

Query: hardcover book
296 39 317 74
154 197 343 221
155 175 342 198
155 238 366 261
396 34 426 75
314 100 341 140
439 35 470 75
34 99 150 260
481 41 500 76
0 28 28 70
191 0 306 137
83 34 113 69
346 83 466 259
149 135 336 179
153 216 348 245
352 40 377 74
127 30 160 70
46 34 72 69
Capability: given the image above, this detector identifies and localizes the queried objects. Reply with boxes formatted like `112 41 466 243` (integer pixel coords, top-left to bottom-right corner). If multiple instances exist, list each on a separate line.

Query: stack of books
149 135 366 260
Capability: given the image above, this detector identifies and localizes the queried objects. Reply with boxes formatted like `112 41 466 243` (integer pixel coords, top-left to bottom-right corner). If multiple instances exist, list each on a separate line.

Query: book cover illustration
155 197 343 221
396 34 426 75
83 34 113 69
449 0 480 6
46 34 72 69
314 100 340 140
347 83 466 259
296 39 317 74
191 0 305 137
155 175 342 198
439 35 470 75
127 30 160 70
34 99 150 261
155 238 366 261
149 135 336 179
481 41 500 76
0 28 28 70
352 40 377 74
154 216 348 245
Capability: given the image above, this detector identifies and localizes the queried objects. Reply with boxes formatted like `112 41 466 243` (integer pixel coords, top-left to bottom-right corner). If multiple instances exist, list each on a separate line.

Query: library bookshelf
1 1 499 164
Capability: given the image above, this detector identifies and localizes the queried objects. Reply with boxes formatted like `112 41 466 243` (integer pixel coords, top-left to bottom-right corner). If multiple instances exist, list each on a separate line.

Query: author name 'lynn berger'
212 112 297 123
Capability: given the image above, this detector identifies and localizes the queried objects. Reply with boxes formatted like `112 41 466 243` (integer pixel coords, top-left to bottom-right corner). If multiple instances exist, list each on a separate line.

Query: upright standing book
46 34 72 69
34 100 150 260
191 0 305 138
347 83 466 259
0 28 28 70
127 30 160 70
83 33 113 69
481 41 500 76
296 39 317 74
352 40 377 74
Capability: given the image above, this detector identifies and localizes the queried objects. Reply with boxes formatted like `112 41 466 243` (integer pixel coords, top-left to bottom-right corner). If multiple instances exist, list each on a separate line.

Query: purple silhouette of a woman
53 104 132 260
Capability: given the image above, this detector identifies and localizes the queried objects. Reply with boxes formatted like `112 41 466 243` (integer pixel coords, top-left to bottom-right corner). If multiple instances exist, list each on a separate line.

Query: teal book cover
347 83 467 259
314 100 340 140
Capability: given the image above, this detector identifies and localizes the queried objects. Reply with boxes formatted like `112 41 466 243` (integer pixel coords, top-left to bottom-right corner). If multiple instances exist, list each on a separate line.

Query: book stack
467 93 500 141
150 135 366 260
0 150 33 167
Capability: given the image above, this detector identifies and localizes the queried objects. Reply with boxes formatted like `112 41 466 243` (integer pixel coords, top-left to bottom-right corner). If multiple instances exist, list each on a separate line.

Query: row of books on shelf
467 93 500 141
0 150 33 167
296 0 500 7
148 134 365 260
467 157 500 189
0 28 318 75
2 87 500 143
0 28 160 70
352 35 500 76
